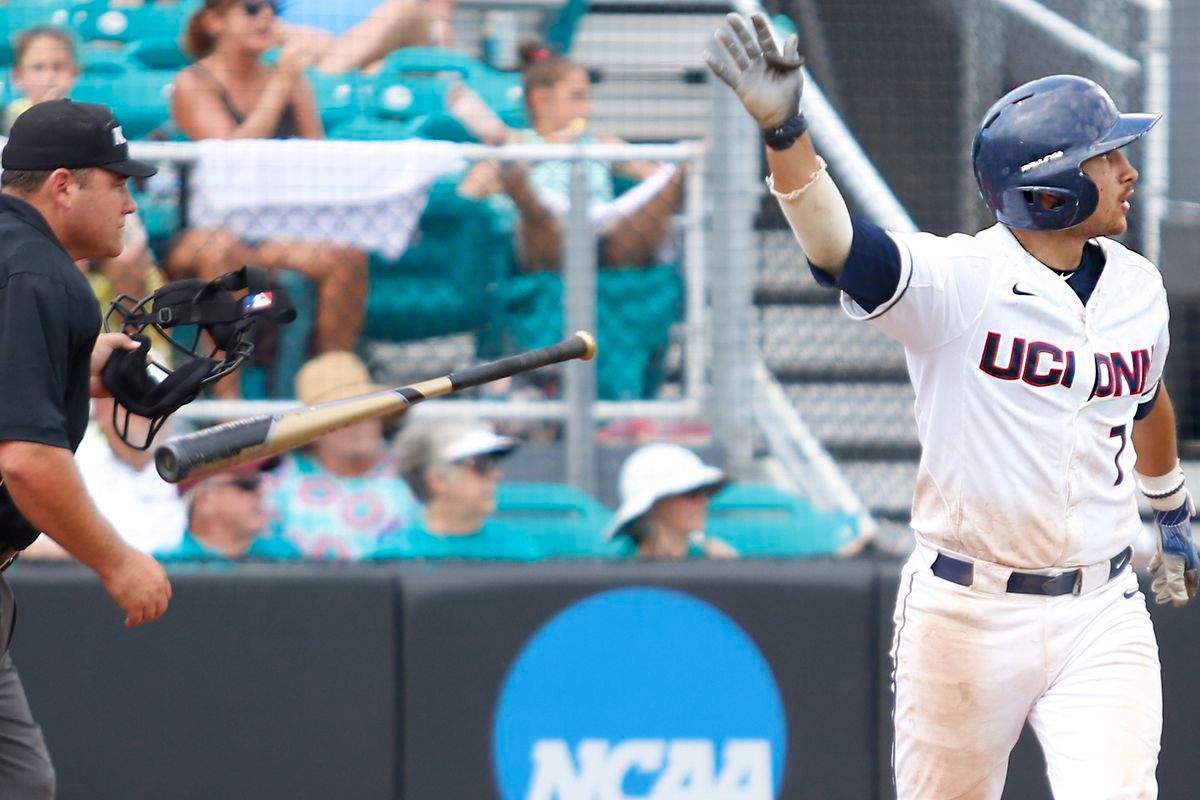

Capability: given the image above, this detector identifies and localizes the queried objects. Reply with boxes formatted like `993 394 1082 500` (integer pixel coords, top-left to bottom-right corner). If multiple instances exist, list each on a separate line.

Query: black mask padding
100 335 218 419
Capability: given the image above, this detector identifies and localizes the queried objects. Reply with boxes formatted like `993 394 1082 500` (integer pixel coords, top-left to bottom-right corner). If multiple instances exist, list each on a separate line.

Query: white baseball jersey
841 223 1169 569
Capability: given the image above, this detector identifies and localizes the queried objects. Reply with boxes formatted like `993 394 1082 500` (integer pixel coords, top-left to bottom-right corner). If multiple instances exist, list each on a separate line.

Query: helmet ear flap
1005 172 1099 231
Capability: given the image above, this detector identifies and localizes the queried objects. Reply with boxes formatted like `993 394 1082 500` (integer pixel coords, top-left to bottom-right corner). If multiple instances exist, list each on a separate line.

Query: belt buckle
1076 559 1114 595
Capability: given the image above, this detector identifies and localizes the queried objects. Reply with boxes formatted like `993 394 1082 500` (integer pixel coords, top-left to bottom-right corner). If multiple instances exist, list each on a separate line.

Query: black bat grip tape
448 336 588 391
155 416 276 483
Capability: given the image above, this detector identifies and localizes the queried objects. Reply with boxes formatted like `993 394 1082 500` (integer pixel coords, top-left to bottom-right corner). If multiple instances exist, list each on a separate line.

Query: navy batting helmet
971 74 1159 231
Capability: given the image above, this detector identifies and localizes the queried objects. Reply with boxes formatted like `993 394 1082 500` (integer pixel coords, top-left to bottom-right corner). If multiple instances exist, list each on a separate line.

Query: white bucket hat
604 443 726 539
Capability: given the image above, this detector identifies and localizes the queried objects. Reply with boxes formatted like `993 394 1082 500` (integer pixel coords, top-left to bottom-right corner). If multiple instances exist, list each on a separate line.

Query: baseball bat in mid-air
154 331 597 484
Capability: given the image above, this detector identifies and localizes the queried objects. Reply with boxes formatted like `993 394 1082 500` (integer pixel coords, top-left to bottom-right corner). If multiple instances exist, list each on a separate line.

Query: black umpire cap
1 99 157 178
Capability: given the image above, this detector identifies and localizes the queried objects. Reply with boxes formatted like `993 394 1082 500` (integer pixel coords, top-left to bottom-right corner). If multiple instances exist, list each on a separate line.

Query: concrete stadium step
759 305 909 378
570 12 722 69
569 10 726 140
786 381 918 451
755 230 838 305
840 459 916 519
366 333 480 388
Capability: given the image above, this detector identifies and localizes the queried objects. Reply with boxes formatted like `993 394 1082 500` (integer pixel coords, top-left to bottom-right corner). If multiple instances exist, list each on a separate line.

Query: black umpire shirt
0 194 100 549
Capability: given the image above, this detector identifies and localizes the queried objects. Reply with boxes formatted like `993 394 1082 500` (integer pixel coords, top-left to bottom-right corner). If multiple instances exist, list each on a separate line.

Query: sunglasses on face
241 0 277 17
455 454 502 476
211 474 263 492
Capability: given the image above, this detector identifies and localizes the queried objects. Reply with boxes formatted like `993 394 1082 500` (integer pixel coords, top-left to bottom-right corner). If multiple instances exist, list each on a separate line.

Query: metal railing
129 137 710 498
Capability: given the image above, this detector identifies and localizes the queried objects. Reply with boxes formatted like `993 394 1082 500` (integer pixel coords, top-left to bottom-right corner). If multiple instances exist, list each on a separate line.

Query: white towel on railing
188 138 466 258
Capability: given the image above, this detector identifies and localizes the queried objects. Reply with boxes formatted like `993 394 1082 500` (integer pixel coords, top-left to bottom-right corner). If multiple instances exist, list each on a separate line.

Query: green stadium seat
542 0 588 53
374 47 525 127
362 179 510 342
72 0 198 44
306 68 361 133
485 263 682 401
69 66 174 138
78 41 129 74
125 36 191 71
706 484 863 558
327 113 422 141
368 73 456 122
2 0 76 32
495 482 618 558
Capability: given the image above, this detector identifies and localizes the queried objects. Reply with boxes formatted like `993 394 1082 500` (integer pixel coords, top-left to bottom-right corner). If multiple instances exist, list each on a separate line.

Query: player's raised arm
705 12 853 274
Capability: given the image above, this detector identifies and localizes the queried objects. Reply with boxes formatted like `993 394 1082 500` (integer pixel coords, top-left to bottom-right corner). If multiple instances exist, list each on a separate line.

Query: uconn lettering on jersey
978 332 1151 398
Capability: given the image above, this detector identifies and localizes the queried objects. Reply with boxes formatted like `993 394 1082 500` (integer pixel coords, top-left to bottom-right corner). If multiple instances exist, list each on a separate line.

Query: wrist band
763 113 808 151
1137 460 1188 512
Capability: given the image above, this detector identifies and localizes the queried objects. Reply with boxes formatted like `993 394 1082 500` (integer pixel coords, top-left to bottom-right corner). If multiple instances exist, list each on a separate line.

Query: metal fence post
707 80 759 477
564 157 598 495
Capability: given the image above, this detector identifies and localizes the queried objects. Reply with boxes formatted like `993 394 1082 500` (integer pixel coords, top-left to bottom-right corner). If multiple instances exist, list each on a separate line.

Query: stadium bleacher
0 0 879 559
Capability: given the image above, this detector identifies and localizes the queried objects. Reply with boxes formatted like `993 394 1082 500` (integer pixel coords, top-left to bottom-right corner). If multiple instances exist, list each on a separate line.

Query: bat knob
575 331 598 361
155 446 181 483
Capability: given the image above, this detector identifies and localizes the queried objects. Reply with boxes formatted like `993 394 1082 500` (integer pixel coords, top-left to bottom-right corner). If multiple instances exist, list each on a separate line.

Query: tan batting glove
704 12 804 131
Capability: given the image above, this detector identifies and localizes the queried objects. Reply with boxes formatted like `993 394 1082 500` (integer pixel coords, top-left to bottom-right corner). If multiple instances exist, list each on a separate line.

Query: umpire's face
65 167 138 260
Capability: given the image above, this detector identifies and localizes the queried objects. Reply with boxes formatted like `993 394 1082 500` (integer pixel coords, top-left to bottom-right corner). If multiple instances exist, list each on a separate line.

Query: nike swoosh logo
1124 588 1138 599
1012 283 1036 297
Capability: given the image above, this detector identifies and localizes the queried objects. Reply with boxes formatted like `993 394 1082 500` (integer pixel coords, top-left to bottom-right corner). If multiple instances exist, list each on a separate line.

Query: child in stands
453 40 684 271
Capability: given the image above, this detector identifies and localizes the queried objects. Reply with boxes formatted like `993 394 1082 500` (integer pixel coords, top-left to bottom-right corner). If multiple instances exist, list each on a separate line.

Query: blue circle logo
492 587 787 799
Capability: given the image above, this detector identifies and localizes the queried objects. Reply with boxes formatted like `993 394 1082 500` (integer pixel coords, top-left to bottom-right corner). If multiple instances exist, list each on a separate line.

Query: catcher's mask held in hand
100 266 297 450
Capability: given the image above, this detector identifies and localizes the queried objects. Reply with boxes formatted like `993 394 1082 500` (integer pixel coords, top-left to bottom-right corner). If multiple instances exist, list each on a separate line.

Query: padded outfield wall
5 560 1196 799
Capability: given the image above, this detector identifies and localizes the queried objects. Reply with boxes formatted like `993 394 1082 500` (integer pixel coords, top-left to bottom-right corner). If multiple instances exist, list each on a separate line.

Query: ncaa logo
492 588 787 799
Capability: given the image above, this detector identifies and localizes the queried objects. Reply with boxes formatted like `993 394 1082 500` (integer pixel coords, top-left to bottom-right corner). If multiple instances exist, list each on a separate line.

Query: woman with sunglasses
166 0 380 398
604 444 737 560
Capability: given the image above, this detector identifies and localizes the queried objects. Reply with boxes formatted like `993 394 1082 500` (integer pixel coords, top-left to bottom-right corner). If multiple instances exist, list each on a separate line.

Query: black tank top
188 62 301 140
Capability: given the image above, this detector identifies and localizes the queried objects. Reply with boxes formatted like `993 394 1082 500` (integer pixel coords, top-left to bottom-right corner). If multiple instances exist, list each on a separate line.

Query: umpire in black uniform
0 100 173 796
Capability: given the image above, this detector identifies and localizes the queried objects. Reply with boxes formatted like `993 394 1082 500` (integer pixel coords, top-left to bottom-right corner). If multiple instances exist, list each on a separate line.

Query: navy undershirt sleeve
808 216 902 313
1134 384 1159 420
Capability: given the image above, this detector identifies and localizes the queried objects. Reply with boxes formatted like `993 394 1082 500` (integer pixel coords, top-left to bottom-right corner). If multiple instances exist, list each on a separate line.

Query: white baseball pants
891 546 1161 800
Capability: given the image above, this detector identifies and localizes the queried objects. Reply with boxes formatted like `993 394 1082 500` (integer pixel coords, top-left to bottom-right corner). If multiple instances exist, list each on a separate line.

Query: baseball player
707 13 1194 799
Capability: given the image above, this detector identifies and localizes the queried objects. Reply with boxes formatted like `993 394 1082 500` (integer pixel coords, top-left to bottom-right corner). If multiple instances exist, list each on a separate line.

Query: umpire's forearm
1133 383 1180 478
0 441 129 573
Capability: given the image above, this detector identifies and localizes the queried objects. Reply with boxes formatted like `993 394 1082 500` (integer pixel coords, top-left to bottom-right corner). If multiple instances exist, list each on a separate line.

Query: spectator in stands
5 25 167 307
373 421 540 559
8 26 160 303
157 462 300 562
264 351 422 560
605 443 737 559
23 400 187 559
453 40 684 271
165 0 372 394
2 26 80 133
